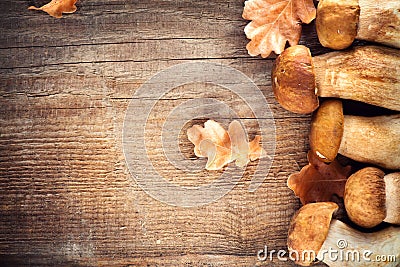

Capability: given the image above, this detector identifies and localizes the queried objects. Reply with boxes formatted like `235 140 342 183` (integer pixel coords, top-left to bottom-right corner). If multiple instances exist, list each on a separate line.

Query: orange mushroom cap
310 99 344 163
316 0 360 50
287 202 338 266
272 45 319 114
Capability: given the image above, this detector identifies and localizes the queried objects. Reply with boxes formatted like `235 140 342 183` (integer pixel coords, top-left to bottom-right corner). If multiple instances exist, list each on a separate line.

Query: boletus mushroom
310 99 400 169
272 45 400 113
316 0 400 50
344 167 400 228
288 202 400 266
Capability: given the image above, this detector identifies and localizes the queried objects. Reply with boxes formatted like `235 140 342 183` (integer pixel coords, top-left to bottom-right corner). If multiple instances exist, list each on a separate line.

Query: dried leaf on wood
187 120 266 170
287 151 352 204
29 0 77 18
242 0 316 58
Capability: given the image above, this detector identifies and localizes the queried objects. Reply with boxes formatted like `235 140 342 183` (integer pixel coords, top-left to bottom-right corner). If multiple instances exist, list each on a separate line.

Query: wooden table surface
0 1 334 266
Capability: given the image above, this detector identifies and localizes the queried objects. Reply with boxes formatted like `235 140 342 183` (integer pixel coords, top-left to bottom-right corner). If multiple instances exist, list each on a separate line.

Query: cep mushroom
344 167 400 228
316 0 400 50
288 202 400 266
272 45 400 113
309 99 400 169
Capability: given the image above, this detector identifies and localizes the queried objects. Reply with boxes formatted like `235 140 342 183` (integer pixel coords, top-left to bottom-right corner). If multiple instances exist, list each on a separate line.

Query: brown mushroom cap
272 45 319 114
344 167 386 228
310 99 344 163
316 0 360 50
287 202 338 266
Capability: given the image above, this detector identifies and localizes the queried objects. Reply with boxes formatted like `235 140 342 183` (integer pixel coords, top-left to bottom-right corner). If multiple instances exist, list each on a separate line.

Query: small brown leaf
242 0 316 58
187 120 266 170
29 0 77 18
287 151 352 204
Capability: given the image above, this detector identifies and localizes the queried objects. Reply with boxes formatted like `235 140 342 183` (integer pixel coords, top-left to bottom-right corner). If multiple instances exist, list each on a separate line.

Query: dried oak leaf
187 120 266 170
29 0 77 18
242 0 316 58
287 151 352 205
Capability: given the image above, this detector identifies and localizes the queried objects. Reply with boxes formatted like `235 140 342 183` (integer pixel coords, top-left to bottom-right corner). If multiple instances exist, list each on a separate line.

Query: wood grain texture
0 0 329 266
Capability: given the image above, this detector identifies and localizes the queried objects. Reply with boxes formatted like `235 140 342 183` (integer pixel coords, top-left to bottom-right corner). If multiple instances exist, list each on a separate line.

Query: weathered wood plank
0 0 327 54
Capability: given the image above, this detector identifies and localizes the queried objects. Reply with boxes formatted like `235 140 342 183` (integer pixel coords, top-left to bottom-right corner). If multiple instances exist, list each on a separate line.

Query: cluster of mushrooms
271 0 400 266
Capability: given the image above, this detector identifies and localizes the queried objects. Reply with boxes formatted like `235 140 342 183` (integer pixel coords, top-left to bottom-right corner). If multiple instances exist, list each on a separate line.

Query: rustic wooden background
0 0 336 266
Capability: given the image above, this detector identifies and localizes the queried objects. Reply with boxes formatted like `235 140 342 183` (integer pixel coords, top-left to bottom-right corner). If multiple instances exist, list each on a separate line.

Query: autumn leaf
187 120 266 170
28 0 77 18
242 0 316 58
287 151 352 204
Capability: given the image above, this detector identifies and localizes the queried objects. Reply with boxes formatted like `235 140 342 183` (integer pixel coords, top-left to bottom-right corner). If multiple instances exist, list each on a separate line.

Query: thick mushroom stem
317 220 400 267
356 0 399 48
316 0 400 49
288 202 400 266
272 45 400 114
310 100 400 169
384 173 400 225
313 46 400 112
338 114 400 170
